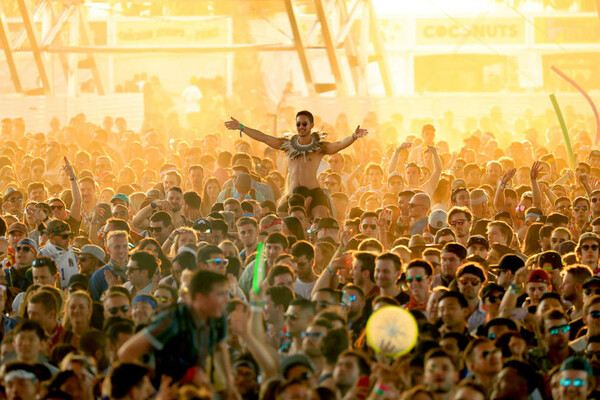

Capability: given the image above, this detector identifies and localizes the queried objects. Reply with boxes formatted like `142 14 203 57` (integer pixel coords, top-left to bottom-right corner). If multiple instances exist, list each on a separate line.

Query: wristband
239 123 245 138
326 266 335 277
510 282 521 294
499 181 507 189
375 383 389 395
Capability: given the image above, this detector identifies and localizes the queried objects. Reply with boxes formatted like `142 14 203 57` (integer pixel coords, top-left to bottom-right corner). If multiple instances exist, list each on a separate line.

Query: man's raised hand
352 125 368 140
224 117 241 131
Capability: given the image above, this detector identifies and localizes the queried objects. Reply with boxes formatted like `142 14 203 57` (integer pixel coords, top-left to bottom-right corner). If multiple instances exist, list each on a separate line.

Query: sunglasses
585 350 600 359
459 277 481 286
406 275 425 284
557 205 572 211
488 333 496 340
306 228 322 234
486 295 502 303
7 197 23 203
449 219 466 227
296 122 309 127
582 244 599 252
361 224 377 230
155 296 172 303
108 305 130 315
549 324 570 335
559 378 585 387
301 331 324 339
50 205 65 210
206 258 228 266
284 313 299 321
32 259 51 268
15 246 32 253
585 289 600 296
590 310 600 319
574 206 589 211
515 205 526 211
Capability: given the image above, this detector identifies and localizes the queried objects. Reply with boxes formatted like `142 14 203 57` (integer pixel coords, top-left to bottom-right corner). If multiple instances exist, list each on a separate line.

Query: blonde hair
63 290 93 331
107 230 129 244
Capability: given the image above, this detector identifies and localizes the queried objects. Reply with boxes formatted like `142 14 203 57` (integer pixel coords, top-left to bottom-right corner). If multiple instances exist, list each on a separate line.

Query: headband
525 213 541 220
133 295 158 309
5 370 36 383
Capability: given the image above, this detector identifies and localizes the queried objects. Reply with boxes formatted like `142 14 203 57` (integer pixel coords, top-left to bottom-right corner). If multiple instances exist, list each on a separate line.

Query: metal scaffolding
0 0 393 96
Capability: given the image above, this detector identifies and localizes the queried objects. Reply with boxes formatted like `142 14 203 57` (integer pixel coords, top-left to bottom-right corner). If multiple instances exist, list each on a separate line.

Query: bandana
260 218 282 232
133 295 158 309
5 370 36 383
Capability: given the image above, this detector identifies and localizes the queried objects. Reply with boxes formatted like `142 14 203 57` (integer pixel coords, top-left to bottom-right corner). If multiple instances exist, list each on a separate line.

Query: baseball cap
232 355 259 376
481 283 505 299
451 180 467 190
8 222 28 235
67 274 89 291
560 357 593 375
537 251 563 271
579 232 600 246
470 189 487 206
494 254 524 273
442 242 467 260
279 354 315 379
110 193 130 206
582 276 600 289
3 187 23 203
467 235 489 250
78 244 106 263
526 269 550 285
16 238 37 252
46 219 70 236
193 219 212 233
428 209 448 230
317 218 339 231
456 263 485 282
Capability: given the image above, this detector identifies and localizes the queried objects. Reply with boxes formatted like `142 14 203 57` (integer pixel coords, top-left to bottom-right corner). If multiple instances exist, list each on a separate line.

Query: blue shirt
89 260 128 301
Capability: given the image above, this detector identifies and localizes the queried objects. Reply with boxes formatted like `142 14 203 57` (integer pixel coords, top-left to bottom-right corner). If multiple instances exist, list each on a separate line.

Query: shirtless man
225 110 367 218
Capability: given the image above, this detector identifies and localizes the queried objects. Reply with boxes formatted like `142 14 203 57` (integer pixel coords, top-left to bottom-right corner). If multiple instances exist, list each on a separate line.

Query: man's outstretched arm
224 117 284 149
323 125 368 154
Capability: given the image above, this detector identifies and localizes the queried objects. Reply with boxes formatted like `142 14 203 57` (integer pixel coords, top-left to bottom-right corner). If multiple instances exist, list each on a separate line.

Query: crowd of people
0 106 597 400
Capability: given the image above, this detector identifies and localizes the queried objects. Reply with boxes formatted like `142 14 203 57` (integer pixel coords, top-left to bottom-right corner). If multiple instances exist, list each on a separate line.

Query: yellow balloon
366 306 419 357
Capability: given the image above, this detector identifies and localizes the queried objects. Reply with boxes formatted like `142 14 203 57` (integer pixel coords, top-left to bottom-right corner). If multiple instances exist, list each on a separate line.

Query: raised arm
422 146 442 197
224 117 284 149
322 125 368 155
530 161 543 210
494 168 516 213
64 157 82 222
387 142 411 175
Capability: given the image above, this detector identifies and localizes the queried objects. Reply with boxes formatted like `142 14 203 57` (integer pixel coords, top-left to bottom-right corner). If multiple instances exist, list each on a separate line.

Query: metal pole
0 7 23 93
17 0 51 94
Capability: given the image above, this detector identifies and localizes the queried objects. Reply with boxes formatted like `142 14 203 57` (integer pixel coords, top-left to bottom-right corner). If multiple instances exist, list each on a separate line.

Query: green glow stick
549 93 576 169
252 242 265 293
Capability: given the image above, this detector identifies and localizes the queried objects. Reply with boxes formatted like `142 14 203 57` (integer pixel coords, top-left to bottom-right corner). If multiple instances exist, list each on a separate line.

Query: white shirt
294 278 316 300
39 243 78 290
